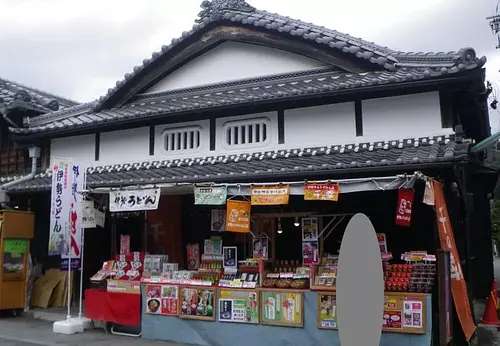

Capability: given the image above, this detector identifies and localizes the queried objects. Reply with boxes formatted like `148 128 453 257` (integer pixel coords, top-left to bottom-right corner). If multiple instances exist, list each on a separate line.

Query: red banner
432 181 476 341
395 188 414 227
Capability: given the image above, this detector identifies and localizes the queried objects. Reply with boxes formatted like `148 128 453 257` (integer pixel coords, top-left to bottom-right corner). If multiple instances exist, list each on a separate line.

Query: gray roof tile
0 77 79 114
5 135 469 192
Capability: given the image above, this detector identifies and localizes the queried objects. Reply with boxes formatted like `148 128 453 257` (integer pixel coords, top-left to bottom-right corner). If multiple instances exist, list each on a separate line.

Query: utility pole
487 1 500 49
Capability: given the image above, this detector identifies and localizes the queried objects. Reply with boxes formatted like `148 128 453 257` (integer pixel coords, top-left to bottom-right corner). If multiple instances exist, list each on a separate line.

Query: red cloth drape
85 288 141 327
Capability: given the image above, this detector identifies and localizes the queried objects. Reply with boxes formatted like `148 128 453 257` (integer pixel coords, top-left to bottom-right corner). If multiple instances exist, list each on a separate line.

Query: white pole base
73 316 92 330
53 318 84 334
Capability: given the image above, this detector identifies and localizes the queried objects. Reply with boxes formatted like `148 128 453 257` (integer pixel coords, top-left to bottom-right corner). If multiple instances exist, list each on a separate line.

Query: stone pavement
0 317 189 346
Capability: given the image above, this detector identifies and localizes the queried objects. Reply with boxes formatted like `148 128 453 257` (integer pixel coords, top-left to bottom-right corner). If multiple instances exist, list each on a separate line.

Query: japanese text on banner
395 188 414 227
48 162 71 256
304 183 340 201
194 186 227 205
61 162 83 270
250 186 289 205
433 181 475 341
226 200 251 233
109 188 161 212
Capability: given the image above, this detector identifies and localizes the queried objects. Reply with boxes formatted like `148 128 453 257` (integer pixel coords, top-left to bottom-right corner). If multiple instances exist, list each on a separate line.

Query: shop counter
85 288 142 336
140 284 432 346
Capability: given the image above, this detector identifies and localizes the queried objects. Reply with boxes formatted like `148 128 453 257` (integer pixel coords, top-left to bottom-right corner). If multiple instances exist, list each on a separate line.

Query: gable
145 41 328 94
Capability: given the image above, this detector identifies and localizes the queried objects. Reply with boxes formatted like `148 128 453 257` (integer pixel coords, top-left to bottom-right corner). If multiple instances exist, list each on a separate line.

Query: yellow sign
304 183 340 201
251 185 290 205
226 200 251 233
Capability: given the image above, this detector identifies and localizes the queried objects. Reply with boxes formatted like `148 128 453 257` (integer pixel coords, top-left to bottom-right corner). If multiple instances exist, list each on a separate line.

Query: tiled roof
11 63 484 135
0 77 79 114
5 134 469 192
8 0 487 135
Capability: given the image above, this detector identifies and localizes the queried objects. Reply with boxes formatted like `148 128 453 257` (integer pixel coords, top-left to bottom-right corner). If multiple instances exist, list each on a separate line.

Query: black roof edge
12 70 483 143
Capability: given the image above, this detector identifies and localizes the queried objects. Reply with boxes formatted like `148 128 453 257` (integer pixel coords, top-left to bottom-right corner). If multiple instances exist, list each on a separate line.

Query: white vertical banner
60 162 83 271
48 161 72 256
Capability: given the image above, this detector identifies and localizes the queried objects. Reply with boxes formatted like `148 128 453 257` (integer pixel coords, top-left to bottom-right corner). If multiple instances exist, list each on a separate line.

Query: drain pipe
0 146 41 207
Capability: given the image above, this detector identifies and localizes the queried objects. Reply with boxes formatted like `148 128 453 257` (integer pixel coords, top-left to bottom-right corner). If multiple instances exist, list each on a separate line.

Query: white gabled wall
50 134 95 166
49 92 450 168
284 102 356 148
145 42 327 93
361 91 451 142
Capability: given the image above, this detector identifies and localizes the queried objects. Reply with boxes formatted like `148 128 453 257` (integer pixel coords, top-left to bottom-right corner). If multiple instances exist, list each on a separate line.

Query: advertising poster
218 290 259 324
252 237 268 260
318 293 337 329
403 300 423 328
302 241 319 265
161 285 179 316
301 218 318 241
395 188 414 227
261 291 303 327
383 310 403 329
225 200 251 233
304 182 340 201
48 161 71 256
250 185 290 205
179 287 216 320
211 209 226 232
223 246 237 269
146 285 162 315
194 186 227 205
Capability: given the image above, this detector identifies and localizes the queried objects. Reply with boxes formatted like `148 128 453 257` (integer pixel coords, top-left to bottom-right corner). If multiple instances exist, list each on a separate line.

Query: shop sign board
218 289 259 324
433 181 475 342
145 284 179 316
260 290 304 327
225 200 251 233
80 200 96 229
304 183 340 201
109 188 161 212
317 292 337 329
4 239 28 254
60 162 84 271
179 286 216 321
250 185 289 205
395 188 414 227
194 186 227 205
48 161 72 256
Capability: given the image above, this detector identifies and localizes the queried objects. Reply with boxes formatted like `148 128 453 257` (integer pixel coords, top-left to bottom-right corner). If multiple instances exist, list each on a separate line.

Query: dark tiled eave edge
4 135 470 193
10 64 485 136
0 77 79 114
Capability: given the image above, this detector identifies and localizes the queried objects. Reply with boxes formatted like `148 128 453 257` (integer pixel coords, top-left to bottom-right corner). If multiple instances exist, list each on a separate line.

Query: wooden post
437 249 453 346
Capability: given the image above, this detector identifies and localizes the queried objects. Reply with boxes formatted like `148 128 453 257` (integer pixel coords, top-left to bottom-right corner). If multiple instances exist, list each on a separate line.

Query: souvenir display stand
0 210 34 312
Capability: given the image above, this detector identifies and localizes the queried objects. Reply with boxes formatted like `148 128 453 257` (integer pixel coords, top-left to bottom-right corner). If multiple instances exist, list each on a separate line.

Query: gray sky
1 0 500 130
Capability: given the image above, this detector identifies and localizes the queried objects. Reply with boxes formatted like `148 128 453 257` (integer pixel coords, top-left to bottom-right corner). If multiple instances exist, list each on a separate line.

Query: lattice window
223 117 269 147
162 126 201 152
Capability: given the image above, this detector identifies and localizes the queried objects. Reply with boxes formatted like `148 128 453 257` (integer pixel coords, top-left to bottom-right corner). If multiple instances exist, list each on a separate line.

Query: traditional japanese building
3 0 497 335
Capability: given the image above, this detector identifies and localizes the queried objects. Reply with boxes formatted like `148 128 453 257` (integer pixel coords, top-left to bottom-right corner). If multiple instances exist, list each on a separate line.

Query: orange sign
225 200 251 233
251 185 290 205
304 183 339 201
433 181 476 341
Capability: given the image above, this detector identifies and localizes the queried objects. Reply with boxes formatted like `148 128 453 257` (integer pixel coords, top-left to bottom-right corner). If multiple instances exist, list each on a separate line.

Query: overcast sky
1 0 500 130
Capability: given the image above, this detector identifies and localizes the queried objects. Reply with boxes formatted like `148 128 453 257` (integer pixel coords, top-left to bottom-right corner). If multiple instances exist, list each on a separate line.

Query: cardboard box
107 280 141 294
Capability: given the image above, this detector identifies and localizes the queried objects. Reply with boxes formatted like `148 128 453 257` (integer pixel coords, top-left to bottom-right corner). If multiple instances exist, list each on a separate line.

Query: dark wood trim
149 125 155 156
209 117 216 151
277 109 285 144
94 132 100 161
439 90 454 129
354 100 363 137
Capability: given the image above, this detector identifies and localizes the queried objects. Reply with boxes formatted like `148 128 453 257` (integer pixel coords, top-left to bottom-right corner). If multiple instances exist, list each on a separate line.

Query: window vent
223 117 270 147
162 126 201 152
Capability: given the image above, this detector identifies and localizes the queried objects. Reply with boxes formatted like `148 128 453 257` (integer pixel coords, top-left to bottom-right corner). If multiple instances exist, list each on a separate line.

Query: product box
126 270 142 281
130 261 144 272
126 251 146 262
115 261 131 272
107 279 141 294
114 269 128 280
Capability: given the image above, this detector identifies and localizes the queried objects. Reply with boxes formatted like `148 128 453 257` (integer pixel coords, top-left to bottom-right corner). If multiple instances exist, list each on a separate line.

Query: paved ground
0 318 187 346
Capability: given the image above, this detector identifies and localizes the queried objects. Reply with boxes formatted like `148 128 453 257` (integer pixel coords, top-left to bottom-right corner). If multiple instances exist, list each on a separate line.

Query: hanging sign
48 161 72 256
226 200 251 233
422 181 435 206
250 185 289 205
61 162 84 271
395 188 414 227
211 209 226 232
194 186 227 205
433 181 476 341
304 183 340 201
80 200 96 229
94 209 105 228
109 188 161 212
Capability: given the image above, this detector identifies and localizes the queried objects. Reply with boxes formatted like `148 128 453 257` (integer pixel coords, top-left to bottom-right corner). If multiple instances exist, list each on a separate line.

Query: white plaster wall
284 103 356 148
145 42 326 93
154 120 211 160
99 127 150 165
50 134 95 167
215 111 280 155
361 92 452 142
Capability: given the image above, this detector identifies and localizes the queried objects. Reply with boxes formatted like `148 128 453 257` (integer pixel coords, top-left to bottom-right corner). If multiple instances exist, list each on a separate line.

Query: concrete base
52 318 84 335
73 316 92 330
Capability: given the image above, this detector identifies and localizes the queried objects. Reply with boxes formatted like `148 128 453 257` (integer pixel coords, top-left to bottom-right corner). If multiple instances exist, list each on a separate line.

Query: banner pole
78 166 87 319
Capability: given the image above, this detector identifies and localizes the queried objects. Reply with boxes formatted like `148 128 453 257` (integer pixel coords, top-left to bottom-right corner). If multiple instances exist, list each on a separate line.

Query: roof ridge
0 77 80 106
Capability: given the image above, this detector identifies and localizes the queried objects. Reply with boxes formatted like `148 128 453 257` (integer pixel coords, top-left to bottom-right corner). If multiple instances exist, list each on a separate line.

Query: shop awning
3 134 468 193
